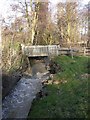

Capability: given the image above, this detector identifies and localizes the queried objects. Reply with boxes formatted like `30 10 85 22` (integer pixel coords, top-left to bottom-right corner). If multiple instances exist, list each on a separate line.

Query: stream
2 62 50 119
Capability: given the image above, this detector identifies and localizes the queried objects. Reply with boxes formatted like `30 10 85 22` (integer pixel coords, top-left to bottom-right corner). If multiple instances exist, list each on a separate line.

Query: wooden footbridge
21 44 60 57
21 44 79 57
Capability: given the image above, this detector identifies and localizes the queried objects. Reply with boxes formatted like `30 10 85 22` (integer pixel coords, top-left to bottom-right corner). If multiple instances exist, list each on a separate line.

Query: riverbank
2 72 22 100
28 56 89 118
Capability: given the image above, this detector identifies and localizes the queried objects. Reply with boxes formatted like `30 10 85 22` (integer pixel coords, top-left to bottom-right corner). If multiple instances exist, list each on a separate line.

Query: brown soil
2 72 22 100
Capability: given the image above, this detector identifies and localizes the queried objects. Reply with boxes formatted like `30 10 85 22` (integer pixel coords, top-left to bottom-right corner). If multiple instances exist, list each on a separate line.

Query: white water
2 78 42 118
2 63 50 119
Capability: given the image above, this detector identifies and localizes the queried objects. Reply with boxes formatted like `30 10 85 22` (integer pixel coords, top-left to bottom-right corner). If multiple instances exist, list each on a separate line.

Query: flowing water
2 62 50 119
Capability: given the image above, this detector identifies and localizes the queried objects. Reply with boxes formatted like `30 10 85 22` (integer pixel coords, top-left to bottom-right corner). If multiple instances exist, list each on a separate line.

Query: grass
28 56 89 118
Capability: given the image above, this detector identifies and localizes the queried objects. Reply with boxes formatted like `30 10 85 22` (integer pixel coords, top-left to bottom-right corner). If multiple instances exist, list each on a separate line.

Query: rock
49 60 61 74
81 73 90 79
52 80 60 85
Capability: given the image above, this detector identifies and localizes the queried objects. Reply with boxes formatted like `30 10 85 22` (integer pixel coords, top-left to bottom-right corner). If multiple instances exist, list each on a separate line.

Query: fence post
70 46 73 59
57 45 60 56
84 47 86 56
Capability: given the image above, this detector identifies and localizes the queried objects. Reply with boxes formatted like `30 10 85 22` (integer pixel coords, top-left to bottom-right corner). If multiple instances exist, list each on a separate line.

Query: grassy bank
28 56 89 118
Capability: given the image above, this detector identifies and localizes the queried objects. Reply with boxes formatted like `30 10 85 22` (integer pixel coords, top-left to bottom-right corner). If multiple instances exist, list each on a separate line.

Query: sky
0 0 90 20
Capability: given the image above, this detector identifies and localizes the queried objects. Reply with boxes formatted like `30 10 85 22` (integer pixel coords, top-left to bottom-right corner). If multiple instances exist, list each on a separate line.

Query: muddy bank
2 72 22 100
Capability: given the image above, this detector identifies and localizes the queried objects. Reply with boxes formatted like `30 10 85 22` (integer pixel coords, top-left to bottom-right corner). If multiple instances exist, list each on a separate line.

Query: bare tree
57 0 80 47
